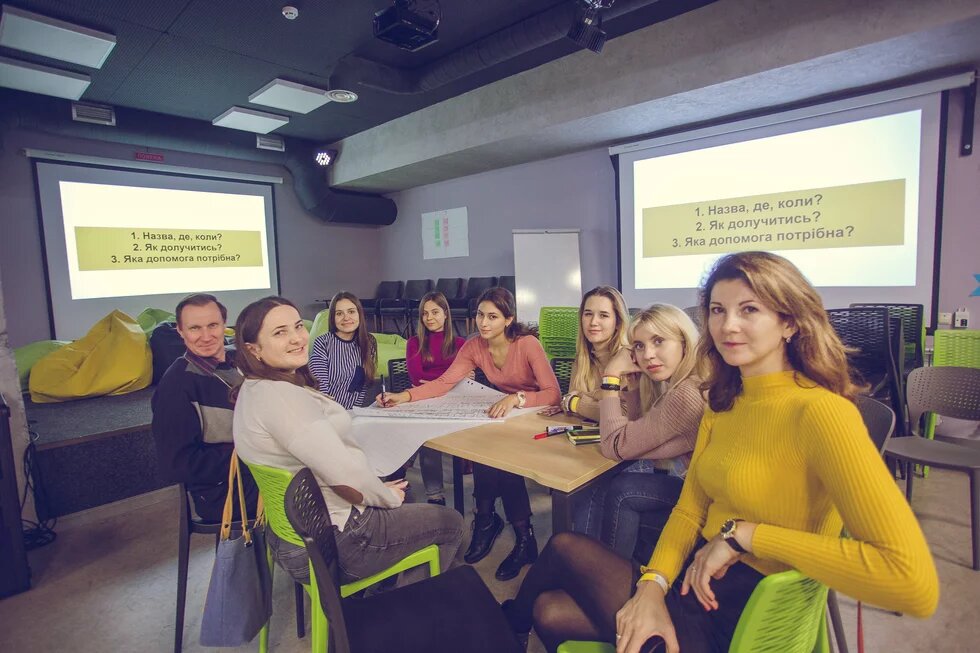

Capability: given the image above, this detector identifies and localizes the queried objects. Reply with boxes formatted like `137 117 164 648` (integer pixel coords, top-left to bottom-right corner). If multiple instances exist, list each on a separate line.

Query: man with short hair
151 293 256 521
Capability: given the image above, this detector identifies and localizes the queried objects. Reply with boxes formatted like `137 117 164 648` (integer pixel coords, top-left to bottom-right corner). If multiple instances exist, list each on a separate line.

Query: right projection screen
615 92 944 322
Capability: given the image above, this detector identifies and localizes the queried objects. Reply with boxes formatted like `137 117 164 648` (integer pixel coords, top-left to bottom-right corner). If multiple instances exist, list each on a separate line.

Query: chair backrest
387 357 413 392
539 307 579 358
404 279 434 301
855 395 895 454
729 570 829 653
906 366 980 436
464 276 498 300
435 277 464 299
498 275 516 296
285 468 352 653
241 460 304 547
550 357 574 394
850 303 924 370
826 307 894 380
933 330 980 369
682 305 702 329
374 280 404 300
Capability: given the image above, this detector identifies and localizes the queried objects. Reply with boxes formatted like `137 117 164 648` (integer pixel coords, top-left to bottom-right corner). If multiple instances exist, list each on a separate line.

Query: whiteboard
513 229 582 326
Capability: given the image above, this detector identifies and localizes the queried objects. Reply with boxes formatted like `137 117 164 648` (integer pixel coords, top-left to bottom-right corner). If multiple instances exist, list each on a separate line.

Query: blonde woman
552 286 631 421
575 305 705 559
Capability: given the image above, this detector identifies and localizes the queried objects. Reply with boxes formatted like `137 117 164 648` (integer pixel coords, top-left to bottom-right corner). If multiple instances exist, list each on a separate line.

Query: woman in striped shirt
308 292 377 409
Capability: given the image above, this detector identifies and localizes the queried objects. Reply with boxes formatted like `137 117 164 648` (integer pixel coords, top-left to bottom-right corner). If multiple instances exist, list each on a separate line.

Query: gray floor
1 464 978 652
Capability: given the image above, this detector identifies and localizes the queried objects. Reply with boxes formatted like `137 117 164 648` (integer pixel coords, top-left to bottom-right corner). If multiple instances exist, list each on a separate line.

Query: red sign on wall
135 152 165 162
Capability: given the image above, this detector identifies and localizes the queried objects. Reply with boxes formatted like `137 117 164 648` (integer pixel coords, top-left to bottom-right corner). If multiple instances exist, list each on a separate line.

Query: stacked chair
387 358 413 393
360 281 404 331
827 307 906 434
539 307 580 359
446 276 497 333
550 357 575 394
378 279 433 336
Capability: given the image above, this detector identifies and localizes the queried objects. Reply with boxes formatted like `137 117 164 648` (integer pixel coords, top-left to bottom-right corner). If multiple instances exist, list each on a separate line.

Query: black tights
506 532 632 652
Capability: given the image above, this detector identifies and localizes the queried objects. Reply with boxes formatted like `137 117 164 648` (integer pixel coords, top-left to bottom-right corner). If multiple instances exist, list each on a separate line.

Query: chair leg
827 590 849 653
970 470 979 571
174 528 190 653
905 462 914 503
295 581 306 638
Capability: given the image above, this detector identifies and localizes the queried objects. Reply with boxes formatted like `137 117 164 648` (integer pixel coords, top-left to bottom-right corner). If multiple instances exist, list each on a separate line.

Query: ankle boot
495 524 538 581
464 512 504 564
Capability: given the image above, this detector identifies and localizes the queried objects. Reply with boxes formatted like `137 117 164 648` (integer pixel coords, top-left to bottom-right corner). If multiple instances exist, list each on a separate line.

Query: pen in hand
380 374 387 406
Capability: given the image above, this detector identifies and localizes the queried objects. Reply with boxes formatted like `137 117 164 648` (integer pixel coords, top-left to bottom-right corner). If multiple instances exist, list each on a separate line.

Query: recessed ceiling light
0 55 90 99
0 5 116 69
212 106 289 134
326 89 358 103
249 78 330 114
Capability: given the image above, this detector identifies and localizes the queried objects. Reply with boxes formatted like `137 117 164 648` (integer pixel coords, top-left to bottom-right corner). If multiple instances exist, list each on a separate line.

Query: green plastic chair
539 306 580 359
243 461 441 652
933 330 980 369
559 569 829 653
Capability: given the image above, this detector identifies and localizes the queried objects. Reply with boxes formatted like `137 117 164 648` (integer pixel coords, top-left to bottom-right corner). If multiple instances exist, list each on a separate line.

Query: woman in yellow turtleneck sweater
502 251 938 653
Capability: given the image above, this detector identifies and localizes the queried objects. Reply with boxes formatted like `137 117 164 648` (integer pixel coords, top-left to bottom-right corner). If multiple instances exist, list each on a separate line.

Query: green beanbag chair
14 340 71 392
136 307 176 334
29 310 153 403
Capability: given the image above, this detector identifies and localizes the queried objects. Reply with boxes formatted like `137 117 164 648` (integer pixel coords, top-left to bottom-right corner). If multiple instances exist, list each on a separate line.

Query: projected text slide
75 227 264 271
642 180 905 257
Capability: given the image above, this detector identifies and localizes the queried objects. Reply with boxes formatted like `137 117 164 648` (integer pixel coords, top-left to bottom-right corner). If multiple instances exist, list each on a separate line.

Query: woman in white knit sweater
232 296 463 585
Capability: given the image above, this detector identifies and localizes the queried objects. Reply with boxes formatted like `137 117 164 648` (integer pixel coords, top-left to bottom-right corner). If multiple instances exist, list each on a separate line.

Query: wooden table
425 411 625 533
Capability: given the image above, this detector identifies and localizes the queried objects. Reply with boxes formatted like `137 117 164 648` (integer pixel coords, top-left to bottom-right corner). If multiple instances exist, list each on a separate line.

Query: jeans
573 461 682 560
268 502 464 587
418 447 445 500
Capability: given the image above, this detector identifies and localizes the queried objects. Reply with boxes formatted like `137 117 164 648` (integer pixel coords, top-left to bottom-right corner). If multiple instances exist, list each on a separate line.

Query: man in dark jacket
152 293 256 521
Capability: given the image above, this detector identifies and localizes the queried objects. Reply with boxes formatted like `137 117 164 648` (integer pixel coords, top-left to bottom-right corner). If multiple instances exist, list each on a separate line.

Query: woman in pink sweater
380 287 560 581
405 291 466 505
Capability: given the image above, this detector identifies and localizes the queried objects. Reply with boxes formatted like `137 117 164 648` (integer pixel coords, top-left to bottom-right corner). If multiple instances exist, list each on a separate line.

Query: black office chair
379 279 433 336
827 307 905 434
850 303 924 376
448 276 497 333
174 484 304 653
283 468 523 653
550 357 575 394
362 281 404 331
498 275 516 297
410 278 465 325
387 358 413 393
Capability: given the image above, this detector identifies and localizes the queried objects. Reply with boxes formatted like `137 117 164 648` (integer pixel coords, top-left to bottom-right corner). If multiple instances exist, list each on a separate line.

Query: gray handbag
199 454 272 647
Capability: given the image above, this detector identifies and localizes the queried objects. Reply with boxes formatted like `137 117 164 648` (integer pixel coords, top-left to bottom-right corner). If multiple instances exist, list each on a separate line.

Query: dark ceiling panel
13 0 191 32
107 35 312 121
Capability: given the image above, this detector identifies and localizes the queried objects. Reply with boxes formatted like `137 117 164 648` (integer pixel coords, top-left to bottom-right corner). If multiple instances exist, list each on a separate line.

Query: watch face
721 519 735 536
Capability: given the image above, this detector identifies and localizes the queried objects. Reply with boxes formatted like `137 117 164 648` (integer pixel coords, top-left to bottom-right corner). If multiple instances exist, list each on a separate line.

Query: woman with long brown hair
231 296 463 586
501 252 937 653
380 286 560 581
405 290 467 505
308 291 377 409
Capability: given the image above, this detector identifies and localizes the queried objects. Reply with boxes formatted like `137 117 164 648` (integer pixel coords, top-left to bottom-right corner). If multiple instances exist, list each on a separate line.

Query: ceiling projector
373 1 439 52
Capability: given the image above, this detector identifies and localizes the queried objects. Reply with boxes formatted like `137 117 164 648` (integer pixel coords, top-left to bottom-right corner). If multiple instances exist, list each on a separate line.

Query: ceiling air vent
256 134 286 152
71 101 115 126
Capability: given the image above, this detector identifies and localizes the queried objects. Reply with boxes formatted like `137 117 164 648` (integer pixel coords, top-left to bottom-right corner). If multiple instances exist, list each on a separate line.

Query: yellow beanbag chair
29 310 152 403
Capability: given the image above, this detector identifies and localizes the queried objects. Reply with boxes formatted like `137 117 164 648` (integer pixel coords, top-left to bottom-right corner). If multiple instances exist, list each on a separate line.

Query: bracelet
600 375 621 391
637 569 670 594
569 395 580 414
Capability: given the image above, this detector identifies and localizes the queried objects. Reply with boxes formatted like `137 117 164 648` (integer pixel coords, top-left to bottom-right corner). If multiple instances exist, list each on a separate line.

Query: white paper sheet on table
349 379 538 476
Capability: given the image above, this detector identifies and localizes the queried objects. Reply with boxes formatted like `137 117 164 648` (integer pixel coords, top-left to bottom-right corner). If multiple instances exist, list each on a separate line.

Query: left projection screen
36 162 279 340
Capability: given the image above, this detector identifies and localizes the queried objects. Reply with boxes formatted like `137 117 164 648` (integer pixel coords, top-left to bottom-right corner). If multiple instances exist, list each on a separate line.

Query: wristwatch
720 518 746 554
516 391 527 408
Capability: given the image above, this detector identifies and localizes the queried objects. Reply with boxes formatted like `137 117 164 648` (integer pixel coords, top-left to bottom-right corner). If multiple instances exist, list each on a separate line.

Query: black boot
495 523 538 581
464 512 504 564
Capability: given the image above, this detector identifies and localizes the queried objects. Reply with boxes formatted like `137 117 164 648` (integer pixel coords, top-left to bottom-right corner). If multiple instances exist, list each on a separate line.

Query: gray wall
381 99 979 319
0 129 382 347
380 148 618 293
938 90 980 319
